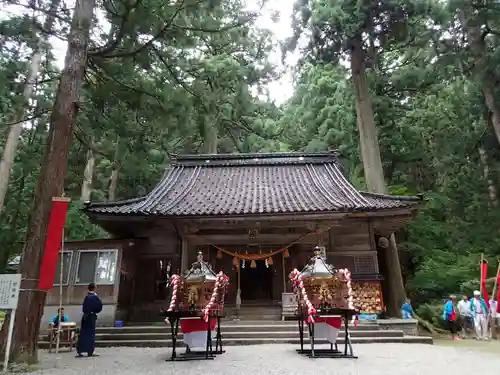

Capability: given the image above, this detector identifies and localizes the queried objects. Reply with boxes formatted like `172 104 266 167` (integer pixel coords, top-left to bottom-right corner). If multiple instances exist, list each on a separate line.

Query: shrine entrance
240 260 274 300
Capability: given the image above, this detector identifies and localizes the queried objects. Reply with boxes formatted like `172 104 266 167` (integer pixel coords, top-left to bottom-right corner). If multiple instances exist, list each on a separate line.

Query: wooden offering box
352 281 383 314
182 251 218 310
299 247 350 310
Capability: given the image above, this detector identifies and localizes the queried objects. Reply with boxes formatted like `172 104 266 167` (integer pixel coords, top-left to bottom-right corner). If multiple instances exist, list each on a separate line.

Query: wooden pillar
180 236 189 274
383 234 406 317
282 251 286 293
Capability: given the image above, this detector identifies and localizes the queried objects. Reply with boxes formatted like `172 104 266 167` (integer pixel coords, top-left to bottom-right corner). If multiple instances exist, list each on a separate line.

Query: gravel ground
20 344 500 375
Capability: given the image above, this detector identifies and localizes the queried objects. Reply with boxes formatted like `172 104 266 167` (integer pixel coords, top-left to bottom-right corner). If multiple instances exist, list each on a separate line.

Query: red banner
480 259 489 305
497 271 500 314
38 197 71 290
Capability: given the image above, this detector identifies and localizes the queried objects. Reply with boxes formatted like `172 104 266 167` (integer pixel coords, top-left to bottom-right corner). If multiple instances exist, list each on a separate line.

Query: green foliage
1 0 500 309
64 202 109 241
281 0 500 306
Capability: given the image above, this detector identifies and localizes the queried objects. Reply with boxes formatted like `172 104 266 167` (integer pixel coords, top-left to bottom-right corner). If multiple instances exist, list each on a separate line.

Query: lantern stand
291 246 358 359
162 310 222 361
296 307 357 358
161 251 228 361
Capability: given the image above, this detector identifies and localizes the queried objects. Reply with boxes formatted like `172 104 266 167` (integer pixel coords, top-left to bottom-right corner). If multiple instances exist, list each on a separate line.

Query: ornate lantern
182 251 218 310
291 246 353 318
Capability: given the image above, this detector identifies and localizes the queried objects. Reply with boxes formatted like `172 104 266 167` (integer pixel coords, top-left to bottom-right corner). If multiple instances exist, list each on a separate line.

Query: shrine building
41 152 422 325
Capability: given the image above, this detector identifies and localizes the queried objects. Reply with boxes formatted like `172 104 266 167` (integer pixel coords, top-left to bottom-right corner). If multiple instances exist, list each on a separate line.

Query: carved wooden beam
371 215 413 236
187 233 319 246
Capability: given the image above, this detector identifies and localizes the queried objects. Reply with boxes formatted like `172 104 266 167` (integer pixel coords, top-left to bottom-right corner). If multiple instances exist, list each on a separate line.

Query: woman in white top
489 298 498 339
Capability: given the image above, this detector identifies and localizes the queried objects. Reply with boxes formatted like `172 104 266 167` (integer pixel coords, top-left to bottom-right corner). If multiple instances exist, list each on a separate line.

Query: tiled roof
84 152 422 217
359 191 423 209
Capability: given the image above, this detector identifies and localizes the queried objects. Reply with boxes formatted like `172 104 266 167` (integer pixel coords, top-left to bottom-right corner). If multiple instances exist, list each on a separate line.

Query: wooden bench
47 323 78 353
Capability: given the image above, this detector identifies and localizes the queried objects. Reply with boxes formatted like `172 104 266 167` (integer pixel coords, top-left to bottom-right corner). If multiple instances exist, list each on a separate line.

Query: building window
354 255 376 274
54 251 73 285
76 250 118 285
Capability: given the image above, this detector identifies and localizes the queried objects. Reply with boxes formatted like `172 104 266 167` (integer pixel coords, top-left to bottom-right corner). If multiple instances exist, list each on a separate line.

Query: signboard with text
0 274 21 310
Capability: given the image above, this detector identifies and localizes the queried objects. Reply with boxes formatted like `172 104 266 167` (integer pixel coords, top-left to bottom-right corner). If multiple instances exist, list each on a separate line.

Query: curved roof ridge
156 166 202 213
323 163 371 208
173 150 340 162
134 167 183 213
84 196 146 209
304 164 348 208
360 191 423 202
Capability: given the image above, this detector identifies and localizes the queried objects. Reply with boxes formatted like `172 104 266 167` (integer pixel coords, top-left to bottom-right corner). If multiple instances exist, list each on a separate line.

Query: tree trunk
108 168 119 202
80 147 94 201
350 36 386 194
203 122 218 154
481 85 500 143
459 10 500 144
478 107 498 208
0 0 61 216
350 35 405 317
478 146 497 207
0 113 41 273
107 136 121 202
0 0 95 363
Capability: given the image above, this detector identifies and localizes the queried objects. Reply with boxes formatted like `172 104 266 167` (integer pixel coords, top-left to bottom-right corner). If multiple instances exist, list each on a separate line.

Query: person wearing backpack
443 295 461 341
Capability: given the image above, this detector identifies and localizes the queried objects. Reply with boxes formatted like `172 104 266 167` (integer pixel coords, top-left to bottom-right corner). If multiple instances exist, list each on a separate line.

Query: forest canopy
1 0 500 326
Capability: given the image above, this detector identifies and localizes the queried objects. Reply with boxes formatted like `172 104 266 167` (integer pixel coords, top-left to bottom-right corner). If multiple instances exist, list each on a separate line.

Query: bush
415 301 447 329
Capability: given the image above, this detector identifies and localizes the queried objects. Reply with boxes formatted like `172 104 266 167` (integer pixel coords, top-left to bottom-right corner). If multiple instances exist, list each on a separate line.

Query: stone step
41 329 403 342
125 319 379 326
129 313 283 323
37 335 433 349
230 307 281 312
235 315 281 321
225 302 281 307
91 323 380 334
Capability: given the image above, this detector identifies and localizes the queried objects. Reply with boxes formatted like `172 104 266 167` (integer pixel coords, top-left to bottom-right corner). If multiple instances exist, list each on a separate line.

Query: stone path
22 344 500 375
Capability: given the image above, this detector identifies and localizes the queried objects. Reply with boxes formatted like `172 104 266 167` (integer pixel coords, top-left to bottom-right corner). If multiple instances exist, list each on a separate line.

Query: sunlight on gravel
22 343 500 375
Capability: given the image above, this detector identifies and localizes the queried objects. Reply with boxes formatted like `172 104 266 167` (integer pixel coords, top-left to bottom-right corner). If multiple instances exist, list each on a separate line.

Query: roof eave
84 205 420 221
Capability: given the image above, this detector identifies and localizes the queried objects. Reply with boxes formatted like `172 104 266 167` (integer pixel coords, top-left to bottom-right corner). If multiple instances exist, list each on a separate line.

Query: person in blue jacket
49 308 70 328
400 299 413 319
470 290 489 340
442 295 461 340
76 283 103 357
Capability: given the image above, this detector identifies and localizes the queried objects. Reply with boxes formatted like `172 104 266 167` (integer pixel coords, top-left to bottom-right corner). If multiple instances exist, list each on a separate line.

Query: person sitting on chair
49 308 70 328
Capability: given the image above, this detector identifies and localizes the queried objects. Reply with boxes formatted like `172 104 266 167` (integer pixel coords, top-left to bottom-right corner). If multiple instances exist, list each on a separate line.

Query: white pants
474 314 488 338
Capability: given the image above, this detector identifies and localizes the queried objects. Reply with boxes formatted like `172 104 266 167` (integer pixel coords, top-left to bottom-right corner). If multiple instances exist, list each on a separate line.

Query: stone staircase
226 302 282 321
38 319 433 349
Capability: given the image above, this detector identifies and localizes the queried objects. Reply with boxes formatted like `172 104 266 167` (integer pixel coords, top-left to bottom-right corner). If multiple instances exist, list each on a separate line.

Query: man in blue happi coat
49 307 70 328
400 299 413 319
470 290 489 340
76 283 103 357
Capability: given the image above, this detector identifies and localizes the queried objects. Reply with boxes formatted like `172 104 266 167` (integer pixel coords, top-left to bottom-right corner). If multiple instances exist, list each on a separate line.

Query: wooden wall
136 223 181 271
126 221 181 314
327 219 379 276
122 216 384 316
45 239 126 306
42 239 128 326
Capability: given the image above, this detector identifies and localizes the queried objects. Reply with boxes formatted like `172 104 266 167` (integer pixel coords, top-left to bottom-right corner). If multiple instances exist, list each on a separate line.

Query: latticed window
354 256 376 274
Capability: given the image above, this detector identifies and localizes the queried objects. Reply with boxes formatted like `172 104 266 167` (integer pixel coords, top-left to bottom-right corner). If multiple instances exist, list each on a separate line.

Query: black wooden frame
296 308 358 359
162 310 224 361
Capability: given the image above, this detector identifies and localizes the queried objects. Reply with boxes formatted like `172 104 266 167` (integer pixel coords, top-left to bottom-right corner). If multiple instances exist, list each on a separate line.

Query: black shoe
75 353 84 358
88 353 99 357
